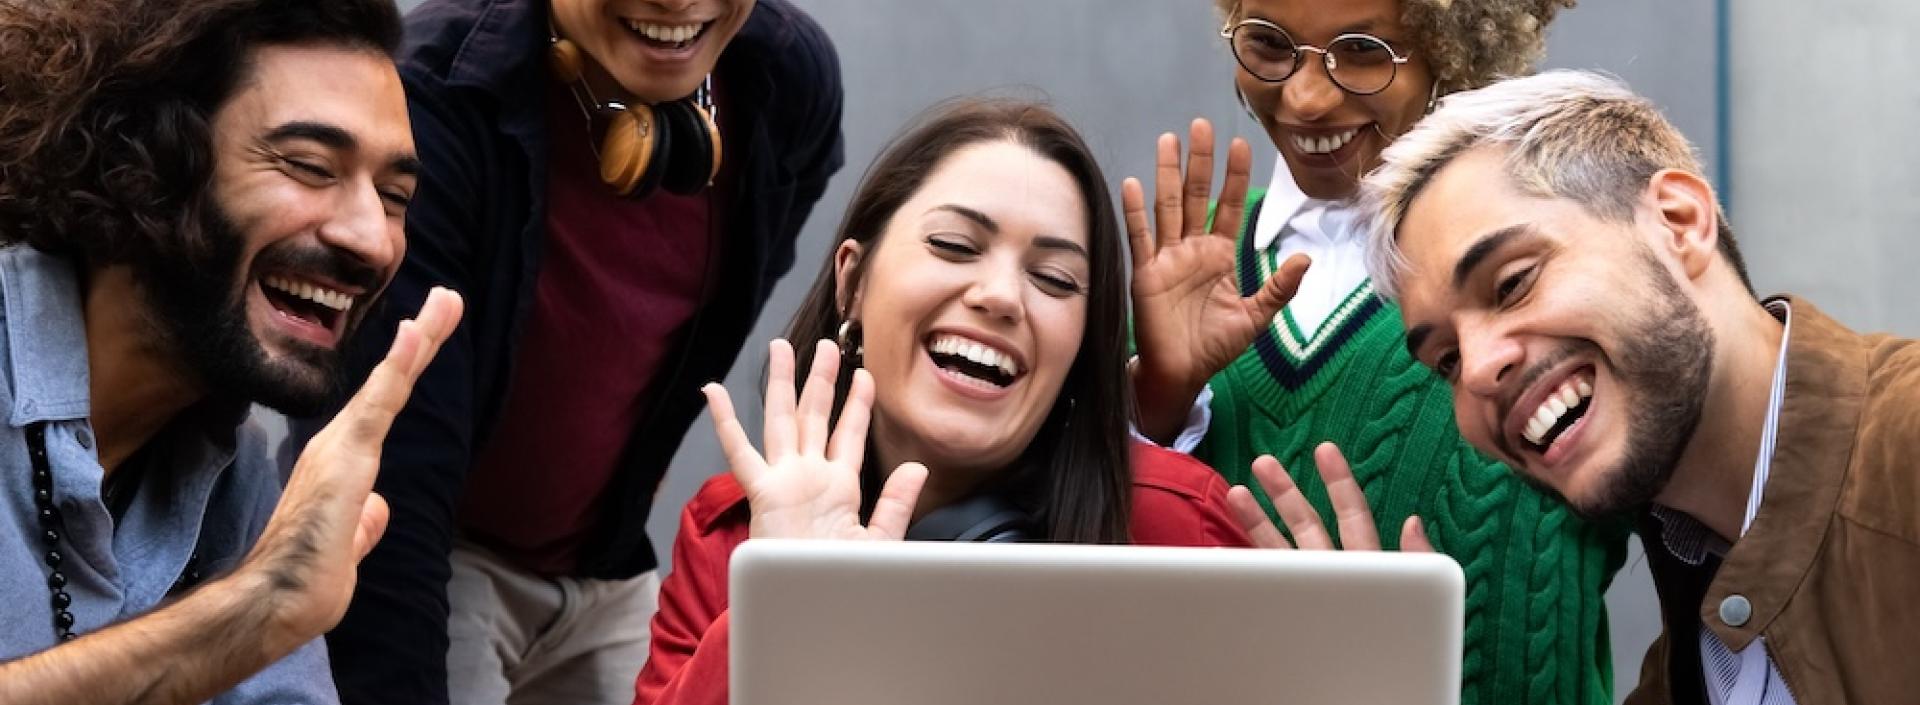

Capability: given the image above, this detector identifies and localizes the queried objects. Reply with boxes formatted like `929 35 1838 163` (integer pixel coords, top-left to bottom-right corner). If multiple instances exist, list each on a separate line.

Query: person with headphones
1124 1 1628 704
282 0 845 704
634 99 1252 705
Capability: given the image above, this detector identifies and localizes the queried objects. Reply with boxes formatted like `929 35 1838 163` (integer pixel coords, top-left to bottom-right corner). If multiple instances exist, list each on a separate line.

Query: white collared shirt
1250 155 1371 338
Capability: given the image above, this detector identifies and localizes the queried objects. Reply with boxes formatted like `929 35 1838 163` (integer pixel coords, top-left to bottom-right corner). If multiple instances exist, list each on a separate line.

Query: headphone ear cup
655 100 713 196
600 103 664 198
549 38 586 84
904 494 1035 543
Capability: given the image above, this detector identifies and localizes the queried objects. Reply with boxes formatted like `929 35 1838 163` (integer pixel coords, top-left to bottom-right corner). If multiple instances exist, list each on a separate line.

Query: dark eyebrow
932 204 998 233
933 205 1084 258
1452 223 1537 290
266 120 421 177
392 155 422 177
264 121 357 150
1405 323 1434 360
1033 235 1088 259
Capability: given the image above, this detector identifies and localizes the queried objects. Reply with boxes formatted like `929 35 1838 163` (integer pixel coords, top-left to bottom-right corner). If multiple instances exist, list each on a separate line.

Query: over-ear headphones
549 36 723 199
905 493 1035 543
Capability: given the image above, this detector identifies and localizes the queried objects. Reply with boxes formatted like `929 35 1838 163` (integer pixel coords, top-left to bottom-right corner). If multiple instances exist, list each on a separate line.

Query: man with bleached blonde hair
1358 69 1919 704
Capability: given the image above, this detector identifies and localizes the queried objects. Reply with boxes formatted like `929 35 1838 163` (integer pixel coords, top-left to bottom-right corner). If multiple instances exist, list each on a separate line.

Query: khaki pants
447 541 660 705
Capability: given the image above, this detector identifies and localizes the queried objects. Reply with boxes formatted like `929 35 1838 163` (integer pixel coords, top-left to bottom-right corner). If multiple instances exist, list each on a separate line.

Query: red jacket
632 442 1252 705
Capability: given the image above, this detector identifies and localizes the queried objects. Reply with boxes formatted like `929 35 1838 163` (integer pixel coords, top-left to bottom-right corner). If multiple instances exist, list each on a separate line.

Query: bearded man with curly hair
0 1 463 703
1126 1 1628 703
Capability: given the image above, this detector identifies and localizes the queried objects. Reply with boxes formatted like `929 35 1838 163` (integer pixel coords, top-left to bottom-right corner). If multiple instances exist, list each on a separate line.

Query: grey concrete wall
1728 0 1920 336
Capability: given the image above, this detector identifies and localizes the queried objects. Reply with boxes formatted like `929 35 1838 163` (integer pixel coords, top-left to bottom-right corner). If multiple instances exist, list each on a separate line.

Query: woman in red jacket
632 99 1256 705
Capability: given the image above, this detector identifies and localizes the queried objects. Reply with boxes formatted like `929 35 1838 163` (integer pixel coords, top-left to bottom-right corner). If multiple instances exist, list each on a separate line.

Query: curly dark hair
1215 0 1578 93
0 0 403 266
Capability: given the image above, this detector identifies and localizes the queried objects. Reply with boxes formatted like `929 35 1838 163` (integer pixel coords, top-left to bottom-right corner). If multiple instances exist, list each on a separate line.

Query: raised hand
703 339 927 541
1227 442 1434 552
1125 118 1310 443
244 286 464 650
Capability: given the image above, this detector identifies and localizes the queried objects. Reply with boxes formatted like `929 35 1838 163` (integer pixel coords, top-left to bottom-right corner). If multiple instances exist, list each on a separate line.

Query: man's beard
130 199 377 417
1517 249 1716 521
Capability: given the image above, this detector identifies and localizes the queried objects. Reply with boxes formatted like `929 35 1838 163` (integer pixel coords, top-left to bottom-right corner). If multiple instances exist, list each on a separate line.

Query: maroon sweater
460 86 723 575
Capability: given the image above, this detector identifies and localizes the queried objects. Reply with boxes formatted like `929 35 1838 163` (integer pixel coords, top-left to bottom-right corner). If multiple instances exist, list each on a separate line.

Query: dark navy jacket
288 0 844 702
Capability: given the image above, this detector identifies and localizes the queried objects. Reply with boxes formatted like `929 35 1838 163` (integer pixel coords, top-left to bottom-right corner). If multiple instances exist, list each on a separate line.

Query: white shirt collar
1250 154 1359 251
1742 300 1793 536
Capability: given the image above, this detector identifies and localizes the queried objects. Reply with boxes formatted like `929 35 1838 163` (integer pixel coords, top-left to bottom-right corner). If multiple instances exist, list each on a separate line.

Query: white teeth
928 334 1020 379
1289 127 1360 155
977 346 998 370
1521 376 1598 447
626 20 704 44
263 275 354 312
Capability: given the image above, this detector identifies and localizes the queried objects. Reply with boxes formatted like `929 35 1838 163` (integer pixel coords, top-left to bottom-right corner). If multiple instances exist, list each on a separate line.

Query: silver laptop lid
731 540 1464 705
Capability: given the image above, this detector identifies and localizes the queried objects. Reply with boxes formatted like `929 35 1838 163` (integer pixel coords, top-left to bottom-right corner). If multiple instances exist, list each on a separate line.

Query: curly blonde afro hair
1214 0 1577 93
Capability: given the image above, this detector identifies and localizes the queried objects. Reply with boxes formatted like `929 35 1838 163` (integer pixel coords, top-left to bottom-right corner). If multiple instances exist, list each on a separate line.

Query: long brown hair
0 0 402 263
785 98 1134 544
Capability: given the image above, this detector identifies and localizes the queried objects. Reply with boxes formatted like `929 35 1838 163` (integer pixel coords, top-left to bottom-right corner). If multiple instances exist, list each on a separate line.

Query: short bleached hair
1358 70 1748 299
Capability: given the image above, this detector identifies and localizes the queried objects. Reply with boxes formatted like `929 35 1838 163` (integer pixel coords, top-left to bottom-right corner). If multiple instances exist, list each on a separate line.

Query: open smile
620 18 713 53
256 273 362 349
1282 123 1373 168
1504 363 1599 470
923 330 1028 399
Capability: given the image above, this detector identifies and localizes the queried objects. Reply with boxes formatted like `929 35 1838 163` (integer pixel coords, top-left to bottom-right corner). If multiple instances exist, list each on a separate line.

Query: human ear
1645 169 1720 282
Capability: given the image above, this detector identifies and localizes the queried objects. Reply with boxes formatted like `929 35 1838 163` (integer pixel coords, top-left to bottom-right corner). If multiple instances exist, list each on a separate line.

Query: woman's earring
836 319 864 359
1426 82 1440 114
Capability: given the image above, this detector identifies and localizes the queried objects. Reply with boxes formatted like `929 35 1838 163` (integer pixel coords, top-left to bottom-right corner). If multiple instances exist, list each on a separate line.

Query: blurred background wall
367 0 1916 698
1728 0 1920 335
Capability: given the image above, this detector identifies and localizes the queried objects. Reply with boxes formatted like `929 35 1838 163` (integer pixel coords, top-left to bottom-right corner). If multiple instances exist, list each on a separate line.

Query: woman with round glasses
1125 1 1630 704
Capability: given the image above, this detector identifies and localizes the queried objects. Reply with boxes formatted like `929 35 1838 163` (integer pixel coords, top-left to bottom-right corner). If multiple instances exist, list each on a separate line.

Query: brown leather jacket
1627 297 1920 705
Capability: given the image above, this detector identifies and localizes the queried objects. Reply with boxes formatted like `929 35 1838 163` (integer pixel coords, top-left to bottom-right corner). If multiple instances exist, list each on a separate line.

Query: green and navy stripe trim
1237 197 1383 390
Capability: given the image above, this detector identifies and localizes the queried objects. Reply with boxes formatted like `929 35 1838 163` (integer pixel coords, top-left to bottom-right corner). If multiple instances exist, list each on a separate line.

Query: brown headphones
549 36 723 198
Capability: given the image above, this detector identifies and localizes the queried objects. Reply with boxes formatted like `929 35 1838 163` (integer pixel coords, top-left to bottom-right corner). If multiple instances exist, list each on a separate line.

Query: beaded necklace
26 422 200 640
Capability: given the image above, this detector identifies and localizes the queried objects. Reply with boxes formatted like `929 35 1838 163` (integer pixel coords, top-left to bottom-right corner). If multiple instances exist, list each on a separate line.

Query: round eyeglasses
1220 18 1413 96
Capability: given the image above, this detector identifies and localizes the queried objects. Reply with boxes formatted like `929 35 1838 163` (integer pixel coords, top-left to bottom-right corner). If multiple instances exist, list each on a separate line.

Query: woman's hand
703 339 928 540
1228 442 1435 552
1125 118 1310 444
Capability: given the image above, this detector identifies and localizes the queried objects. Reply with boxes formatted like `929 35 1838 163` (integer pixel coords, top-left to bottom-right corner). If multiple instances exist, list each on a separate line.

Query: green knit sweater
1195 189 1630 705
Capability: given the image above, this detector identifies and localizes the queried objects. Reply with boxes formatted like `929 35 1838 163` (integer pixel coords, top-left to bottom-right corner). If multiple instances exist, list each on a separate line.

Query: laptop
730 540 1464 705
